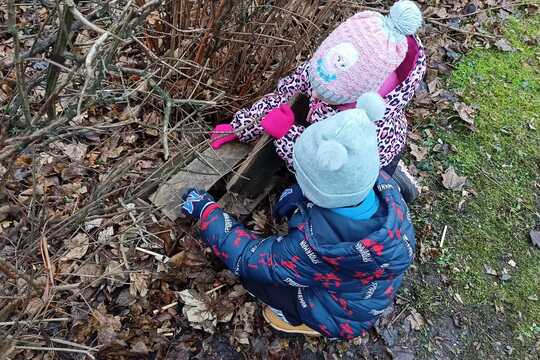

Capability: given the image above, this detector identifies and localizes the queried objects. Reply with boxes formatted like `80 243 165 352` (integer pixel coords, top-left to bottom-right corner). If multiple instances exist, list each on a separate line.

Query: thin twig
13 345 96 360
389 304 410 327
135 247 170 263
428 18 498 40
0 257 41 293
26 57 72 73
78 32 110 116
66 0 124 42
205 284 227 295
148 79 172 160
439 225 448 248
44 2 74 121
426 2 530 20
48 338 98 352
0 318 70 326
7 0 32 127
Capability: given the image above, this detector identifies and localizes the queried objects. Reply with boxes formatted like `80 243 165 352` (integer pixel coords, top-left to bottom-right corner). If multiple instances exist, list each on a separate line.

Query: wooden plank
150 143 250 220
226 134 283 196
226 93 309 196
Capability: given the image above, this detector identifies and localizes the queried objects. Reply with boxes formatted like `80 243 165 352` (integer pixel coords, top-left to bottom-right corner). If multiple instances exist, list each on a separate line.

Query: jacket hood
300 173 415 278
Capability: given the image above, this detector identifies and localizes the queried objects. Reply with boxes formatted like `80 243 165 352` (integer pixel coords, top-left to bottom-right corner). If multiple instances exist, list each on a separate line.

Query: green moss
418 15 540 354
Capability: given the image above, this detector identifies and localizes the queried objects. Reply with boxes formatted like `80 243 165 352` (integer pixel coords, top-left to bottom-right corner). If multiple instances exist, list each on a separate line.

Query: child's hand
210 123 239 149
181 188 216 219
261 104 295 138
274 184 304 219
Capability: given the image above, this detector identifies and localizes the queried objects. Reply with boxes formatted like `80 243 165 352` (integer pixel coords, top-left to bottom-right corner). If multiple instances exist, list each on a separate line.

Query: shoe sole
262 307 320 336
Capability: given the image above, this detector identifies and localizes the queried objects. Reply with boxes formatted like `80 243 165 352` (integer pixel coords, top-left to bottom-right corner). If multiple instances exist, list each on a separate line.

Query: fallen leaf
131 341 150 354
91 303 123 346
76 263 103 283
248 210 270 234
453 102 476 130
85 218 103 231
98 226 114 242
169 249 207 268
528 295 538 301
483 264 497 276
500 268 511 281
268 338 287 355
104 260 127 289
177 289 232 334
25 297 45 316
495 38 516 52
442 166 467 191
405 308 425 331
232 302 257 345
530 230 540 248
52 141 88 162
508 259 516 267
410 143 428 162
61 233 89 261
129 272 151 297
454 293 464 304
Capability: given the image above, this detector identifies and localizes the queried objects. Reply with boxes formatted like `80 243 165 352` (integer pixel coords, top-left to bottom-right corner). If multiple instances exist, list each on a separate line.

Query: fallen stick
0 318 70 326
13 346 95 360
135 247 170 263
428 18 497 40
439 225 448 248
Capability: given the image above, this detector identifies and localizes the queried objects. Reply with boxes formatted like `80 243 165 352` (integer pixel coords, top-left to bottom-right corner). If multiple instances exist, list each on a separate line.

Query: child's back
244 173 415 338
181 93 416 339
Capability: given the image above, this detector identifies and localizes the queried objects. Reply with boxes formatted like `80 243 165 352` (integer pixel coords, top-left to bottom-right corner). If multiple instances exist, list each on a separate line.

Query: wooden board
150 143 250 220
226 134 283 196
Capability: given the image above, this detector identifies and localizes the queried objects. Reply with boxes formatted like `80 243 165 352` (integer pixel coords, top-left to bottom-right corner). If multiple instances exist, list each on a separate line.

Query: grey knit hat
293 92 384 208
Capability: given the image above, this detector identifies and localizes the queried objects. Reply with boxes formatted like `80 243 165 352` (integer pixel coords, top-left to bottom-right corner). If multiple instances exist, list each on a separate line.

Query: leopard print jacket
230 37 427 170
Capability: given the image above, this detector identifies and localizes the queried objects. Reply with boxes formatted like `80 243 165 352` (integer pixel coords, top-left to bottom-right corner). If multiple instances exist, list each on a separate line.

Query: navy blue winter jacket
198 172 416 339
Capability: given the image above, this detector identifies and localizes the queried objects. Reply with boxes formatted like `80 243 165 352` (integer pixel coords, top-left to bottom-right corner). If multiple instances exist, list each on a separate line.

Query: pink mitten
260 104 295 138
210 123 238 149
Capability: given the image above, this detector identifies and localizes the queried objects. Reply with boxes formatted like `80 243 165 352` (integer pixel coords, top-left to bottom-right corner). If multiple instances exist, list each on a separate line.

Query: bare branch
7 0 32 127
44 2 74 121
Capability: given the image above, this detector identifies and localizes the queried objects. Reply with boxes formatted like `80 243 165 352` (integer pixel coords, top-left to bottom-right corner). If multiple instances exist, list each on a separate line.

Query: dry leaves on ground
405 308 425 331
61 233 90 261
177 289 234 334
453 102 476 130
442 166 468 191
410 143 428 162
495 38 516 52
91 303 124 346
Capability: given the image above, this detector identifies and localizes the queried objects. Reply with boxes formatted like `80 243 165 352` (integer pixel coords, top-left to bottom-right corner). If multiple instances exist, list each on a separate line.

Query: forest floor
0 2 539 360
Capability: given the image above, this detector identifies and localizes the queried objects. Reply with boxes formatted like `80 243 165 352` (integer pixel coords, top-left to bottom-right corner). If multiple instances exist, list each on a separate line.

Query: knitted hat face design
308 1 423 105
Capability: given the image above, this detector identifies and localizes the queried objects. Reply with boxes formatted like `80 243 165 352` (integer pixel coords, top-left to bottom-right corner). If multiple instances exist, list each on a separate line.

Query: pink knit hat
308 1 423 104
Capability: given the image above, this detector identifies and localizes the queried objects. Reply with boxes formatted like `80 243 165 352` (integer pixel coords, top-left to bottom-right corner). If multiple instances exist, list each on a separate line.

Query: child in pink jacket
211 1 426 201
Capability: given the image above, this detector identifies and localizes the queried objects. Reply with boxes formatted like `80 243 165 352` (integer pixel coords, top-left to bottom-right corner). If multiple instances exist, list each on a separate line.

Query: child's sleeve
198 204 320 287
274 103 337 169
230 63 310 143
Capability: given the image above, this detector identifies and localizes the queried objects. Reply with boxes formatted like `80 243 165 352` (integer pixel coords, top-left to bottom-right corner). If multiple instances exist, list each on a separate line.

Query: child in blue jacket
181 94 416 339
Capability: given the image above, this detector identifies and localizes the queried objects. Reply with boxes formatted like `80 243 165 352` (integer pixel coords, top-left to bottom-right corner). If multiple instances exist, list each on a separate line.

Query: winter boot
262 306 320 336
392 160 420 203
